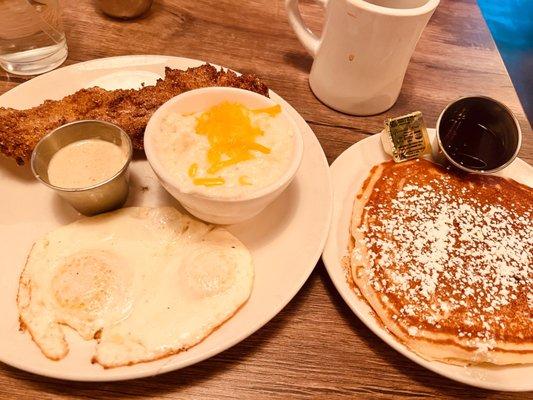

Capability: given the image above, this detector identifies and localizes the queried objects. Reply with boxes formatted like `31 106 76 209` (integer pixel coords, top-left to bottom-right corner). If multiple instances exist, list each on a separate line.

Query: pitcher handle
285 0 327 57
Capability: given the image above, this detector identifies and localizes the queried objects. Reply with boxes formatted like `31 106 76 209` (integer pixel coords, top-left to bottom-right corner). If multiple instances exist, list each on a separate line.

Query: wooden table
1 0 531 398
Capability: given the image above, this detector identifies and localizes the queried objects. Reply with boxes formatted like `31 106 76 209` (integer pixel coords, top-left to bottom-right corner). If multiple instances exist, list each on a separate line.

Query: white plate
0 55 332 381
322 129 533 392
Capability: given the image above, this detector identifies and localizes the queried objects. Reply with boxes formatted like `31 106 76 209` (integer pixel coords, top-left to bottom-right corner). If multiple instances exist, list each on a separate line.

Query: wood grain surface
0 0 531 398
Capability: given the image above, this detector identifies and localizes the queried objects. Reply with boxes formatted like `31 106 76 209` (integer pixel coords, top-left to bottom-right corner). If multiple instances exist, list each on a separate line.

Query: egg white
17 207 253 367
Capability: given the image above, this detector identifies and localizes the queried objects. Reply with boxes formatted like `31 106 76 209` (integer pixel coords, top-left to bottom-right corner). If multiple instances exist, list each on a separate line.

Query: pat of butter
381 111 431 162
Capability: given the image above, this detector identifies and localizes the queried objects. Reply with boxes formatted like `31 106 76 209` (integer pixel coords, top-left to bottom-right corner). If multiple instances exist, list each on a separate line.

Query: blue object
478 0 533 123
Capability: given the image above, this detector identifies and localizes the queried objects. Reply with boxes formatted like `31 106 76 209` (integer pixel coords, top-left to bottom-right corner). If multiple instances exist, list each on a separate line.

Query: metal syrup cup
434 95 522 174
31 120 132 215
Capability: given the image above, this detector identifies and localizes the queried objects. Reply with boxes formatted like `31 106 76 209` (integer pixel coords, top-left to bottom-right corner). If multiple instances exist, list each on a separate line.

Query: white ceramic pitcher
286 0 439 115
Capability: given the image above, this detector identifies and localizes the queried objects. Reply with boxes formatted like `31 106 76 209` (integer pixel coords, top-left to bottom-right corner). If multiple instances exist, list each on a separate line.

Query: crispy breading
0 64 269 165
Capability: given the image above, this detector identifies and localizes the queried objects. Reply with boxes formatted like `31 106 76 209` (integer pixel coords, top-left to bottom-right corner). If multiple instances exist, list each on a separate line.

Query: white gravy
48 139 126 189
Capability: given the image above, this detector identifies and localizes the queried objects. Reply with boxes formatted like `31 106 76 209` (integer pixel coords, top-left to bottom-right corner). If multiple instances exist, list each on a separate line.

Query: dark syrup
442 119 507 171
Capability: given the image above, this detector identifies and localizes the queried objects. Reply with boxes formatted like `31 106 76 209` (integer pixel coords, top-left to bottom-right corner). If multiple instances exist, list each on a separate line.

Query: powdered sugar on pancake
350 159 533 365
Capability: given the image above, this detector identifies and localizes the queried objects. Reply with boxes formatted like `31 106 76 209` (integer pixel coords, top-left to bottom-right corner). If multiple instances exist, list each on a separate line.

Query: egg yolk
190 102 281 186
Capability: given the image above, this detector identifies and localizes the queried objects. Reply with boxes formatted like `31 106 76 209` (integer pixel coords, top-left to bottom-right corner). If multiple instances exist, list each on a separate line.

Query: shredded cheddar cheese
252 104 282 116
239 176 252 186
192 177 225 187
188 163 198 177
188 102 281 186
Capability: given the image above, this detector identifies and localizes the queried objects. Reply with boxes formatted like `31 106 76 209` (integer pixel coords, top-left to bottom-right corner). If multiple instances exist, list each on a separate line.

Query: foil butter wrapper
381 111 432 162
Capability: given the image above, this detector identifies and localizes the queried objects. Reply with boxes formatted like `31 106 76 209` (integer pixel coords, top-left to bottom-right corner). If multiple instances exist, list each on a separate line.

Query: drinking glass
0 0 68 76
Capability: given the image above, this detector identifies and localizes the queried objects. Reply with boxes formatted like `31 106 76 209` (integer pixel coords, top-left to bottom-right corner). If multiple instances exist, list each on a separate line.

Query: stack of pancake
349 159 532 365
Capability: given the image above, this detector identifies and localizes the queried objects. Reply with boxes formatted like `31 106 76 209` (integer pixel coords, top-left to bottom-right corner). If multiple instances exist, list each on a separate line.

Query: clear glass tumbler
0 0 68 76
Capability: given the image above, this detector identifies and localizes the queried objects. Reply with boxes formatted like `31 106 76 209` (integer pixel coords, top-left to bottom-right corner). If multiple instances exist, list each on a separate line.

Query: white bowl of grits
144 87 303 224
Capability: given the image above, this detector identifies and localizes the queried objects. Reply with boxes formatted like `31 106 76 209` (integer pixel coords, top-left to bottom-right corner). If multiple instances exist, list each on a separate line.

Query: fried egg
17 207 253 368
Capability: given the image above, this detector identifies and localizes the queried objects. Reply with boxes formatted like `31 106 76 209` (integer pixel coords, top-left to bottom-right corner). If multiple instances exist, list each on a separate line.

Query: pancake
349 159 533 365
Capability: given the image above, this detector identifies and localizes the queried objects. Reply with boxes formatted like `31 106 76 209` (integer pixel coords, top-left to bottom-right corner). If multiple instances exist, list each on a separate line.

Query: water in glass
0 0 68 76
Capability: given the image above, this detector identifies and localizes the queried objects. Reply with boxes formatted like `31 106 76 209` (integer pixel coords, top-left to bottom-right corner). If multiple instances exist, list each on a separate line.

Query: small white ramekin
144 87 303 225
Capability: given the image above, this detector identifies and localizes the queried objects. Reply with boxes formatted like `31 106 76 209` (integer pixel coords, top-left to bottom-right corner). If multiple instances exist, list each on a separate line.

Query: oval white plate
322 130 533 392
0 55 332 381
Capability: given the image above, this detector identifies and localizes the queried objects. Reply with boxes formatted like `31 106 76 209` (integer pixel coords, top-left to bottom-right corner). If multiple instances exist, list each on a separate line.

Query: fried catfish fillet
0 64 269 164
